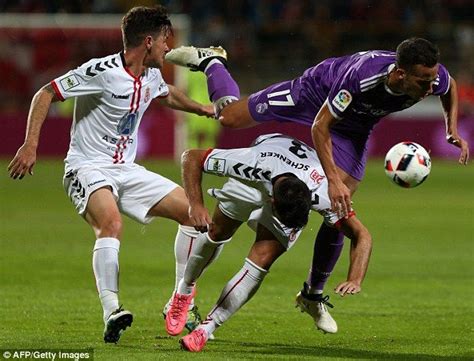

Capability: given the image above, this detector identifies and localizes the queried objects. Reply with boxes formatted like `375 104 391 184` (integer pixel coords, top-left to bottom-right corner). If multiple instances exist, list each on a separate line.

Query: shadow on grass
207 339 470 360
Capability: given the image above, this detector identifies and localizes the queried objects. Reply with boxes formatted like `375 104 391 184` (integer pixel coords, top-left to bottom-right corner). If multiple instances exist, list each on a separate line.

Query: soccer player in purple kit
165 37 470 333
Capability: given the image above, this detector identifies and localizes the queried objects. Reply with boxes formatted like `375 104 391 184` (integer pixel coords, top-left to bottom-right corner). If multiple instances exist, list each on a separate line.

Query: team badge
332 89 352 112
206 157 226 174
59 74 80 91
310 169 325 184
256 103 268 114
144 87 150 103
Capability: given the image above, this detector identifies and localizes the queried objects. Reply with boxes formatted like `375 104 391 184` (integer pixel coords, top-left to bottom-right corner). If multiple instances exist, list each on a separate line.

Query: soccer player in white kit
8 6 216 343
164 133 373 352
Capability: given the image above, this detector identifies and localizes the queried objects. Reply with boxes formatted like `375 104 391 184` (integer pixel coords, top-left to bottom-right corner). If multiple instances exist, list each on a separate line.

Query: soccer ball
384 142 431 188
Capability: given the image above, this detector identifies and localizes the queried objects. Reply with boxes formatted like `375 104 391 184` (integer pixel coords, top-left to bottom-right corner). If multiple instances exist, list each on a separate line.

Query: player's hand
188 204 212 232
7 144 37 180
447 134 469 165
198 104 216 118
328 179 352 218
334 281 361 296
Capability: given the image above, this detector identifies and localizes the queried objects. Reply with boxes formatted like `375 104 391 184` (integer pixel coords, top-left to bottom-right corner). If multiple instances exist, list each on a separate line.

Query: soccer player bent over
165 133 373 352
8 6 215 343
165 39 470 332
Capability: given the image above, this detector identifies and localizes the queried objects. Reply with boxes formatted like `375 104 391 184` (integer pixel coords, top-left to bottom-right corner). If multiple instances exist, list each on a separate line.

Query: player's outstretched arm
8 84 58 179
181 149 212 232
334 216 372 296
312 103 352 217
441 77 469 165
159 84 215 117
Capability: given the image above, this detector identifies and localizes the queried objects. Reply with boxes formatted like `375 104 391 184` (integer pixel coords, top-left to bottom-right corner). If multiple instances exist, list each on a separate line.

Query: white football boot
165 46 227 71
295 285 338 334
103 306 133 343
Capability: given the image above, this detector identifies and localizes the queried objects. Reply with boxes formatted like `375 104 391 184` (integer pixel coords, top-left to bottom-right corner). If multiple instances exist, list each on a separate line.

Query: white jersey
203 133 349 226
51 52 169 169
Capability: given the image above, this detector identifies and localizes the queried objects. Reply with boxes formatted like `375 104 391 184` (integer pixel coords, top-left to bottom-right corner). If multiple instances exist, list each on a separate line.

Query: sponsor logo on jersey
117 112 138 135
310 169 325 184
144 87 151 103
206 157 226 174
59 75 80 91
332 89 352 112
87 179 106 188
112 93 130 99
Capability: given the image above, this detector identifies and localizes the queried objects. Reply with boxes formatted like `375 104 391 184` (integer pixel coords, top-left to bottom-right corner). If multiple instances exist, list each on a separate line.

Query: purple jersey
247 50 450 180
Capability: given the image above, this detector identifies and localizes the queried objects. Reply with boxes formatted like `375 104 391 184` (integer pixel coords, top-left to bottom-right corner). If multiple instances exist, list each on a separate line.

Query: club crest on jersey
144 87 151 103
117 112 138 135
59 75 80 91
256 103 268 114
310 169 325 184
206 157 226 174
332 89 352 112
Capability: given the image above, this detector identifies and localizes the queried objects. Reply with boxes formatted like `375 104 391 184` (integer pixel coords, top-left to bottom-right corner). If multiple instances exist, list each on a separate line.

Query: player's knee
208 224 233 242
97 218 123 238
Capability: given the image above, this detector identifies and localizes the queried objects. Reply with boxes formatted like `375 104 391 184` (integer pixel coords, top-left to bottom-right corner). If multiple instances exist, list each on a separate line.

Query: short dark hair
396 37 440 71
121 5 172 49
273 175 312 229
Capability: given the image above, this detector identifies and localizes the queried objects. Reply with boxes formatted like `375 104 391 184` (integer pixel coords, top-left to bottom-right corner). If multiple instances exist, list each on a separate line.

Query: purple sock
306 222 345 291
204 62 240 103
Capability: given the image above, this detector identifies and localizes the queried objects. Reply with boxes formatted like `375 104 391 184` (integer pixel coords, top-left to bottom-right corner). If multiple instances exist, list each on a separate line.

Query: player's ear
144 35 153 50
396 68 406 79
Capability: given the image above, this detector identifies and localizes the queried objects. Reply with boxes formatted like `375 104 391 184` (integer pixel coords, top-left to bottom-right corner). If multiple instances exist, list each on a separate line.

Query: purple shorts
248 80 368 181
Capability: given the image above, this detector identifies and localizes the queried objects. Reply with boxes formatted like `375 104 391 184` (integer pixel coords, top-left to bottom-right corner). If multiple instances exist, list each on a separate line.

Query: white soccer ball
384 142 431 188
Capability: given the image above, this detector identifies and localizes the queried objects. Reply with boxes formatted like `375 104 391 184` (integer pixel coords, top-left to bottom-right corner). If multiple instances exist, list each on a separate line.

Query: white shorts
63 163 179 224
208 178 303 250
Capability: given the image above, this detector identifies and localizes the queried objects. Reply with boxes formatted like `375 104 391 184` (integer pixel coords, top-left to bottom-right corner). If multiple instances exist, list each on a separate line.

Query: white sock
169 225 200 308
93 237 120 322
201 258 268 335
178 232 227 295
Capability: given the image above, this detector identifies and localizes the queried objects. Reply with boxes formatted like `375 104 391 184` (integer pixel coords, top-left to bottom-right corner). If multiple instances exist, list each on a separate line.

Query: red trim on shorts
50 80 65 101
201 148 214 168
334 210 356 229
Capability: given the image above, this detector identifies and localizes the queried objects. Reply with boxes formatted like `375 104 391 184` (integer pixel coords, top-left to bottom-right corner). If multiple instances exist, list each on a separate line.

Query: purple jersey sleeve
432 63 450 96
326 67 360 120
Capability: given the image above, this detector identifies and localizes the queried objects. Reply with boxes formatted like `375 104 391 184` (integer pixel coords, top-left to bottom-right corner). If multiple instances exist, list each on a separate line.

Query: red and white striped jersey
51 52 169 168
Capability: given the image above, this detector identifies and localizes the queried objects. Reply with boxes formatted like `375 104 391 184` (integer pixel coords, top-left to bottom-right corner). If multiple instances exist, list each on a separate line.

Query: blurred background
1 0 473 160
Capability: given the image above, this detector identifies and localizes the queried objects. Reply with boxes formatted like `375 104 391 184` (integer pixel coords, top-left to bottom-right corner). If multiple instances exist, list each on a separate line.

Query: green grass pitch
0 158 472 360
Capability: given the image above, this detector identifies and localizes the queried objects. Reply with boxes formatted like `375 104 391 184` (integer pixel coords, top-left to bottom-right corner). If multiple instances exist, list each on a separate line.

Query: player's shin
306 223 344 293
173 225 200 294
178 232 228 295
204 60 240 116
201 258 268 336
92 237 120 322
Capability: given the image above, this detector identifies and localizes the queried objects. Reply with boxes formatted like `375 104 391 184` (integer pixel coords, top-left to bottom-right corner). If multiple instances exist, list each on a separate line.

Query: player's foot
295 285 337 334
103 306 133 343
165 288 196 336
180 328 209 352
165 46 227 71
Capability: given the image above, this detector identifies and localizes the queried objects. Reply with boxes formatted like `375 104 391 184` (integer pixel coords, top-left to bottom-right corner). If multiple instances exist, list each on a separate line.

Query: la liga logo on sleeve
332 89 352 112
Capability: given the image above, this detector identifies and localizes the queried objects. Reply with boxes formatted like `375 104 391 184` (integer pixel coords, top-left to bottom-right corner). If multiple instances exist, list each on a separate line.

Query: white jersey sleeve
51 58 107 100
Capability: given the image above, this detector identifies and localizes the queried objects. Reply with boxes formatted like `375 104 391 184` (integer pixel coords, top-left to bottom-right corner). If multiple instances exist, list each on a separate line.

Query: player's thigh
118 164 181 224
84 187 122 235
220 97 258 128
247 224 287 270
148 186 190 225
208 204 243 241
337 166 360 195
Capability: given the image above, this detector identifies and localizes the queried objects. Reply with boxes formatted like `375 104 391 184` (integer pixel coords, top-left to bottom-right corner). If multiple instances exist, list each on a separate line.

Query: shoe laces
170 294 189 317
318 295 334 309
110 305 125 316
